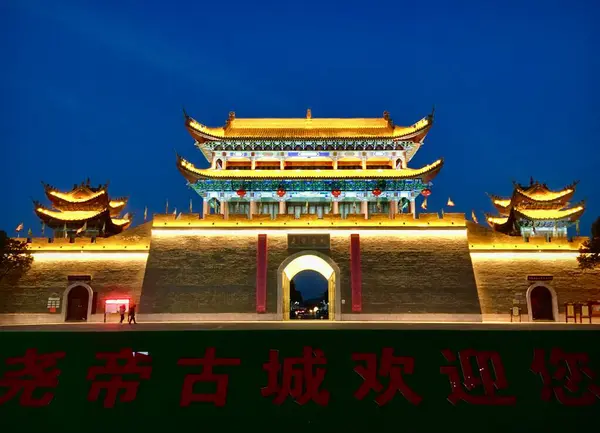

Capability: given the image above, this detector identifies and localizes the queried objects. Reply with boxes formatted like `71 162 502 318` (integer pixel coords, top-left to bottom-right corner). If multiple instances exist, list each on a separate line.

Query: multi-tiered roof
485 179 585 236
178 109 442 184
34 180 132 237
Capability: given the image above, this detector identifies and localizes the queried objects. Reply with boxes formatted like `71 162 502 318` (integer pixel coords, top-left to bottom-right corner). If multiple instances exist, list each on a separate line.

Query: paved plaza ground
2 321 599 332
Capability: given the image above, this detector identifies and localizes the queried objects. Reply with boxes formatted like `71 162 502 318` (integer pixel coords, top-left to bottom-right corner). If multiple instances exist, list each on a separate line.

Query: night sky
2 0 599 243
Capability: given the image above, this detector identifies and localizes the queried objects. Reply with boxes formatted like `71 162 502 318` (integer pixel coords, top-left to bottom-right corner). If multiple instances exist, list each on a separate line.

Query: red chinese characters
261 347 329 406
87 348 152 408
440 349 516 405
353 348 422 406
531 348 600 405
0 349 65 407
178 348 241 407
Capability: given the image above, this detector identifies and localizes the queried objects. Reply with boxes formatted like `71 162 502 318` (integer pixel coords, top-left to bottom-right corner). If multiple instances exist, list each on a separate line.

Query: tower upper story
177 108 442 186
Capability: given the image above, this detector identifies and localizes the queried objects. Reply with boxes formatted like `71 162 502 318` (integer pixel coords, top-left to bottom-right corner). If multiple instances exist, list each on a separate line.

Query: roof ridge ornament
226 111 235 128
306 108 312 120
383 111 393 127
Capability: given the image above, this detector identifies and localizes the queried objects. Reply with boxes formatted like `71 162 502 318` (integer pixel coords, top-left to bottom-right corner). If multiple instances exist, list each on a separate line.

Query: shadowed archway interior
289 270 329 319
66 285 90 321
530 285 554 321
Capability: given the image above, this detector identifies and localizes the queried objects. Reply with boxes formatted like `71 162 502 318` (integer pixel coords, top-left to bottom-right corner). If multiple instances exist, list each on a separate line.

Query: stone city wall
471 253 600 320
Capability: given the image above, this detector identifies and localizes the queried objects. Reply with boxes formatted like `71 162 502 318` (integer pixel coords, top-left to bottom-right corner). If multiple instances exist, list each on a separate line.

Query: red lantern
276 188 286 198
332 189 341 198
236 188 246 198
421 188 431 198
372 188 382 197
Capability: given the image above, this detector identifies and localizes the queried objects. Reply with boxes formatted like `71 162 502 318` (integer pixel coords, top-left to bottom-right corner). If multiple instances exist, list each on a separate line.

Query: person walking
128 303 137 324
119 304 126 324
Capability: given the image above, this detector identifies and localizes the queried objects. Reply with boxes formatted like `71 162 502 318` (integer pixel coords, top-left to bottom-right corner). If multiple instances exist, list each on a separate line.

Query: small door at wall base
530 286 554 321
66 286 89 321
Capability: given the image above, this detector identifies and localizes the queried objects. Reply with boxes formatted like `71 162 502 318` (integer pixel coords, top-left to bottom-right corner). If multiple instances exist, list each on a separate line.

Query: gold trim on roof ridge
492 198 511 208
178 156 443 180
34 204 133 225
486 215 509 225
36 207 105 221
513 204 585 221
186 111 433 140
48 189 107 203
109 199 128 208
515 185 574 202
110 217 132 226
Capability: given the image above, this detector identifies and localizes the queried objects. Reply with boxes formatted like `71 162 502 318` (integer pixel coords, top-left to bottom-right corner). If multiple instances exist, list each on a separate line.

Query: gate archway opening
289 270 329 320
64 283 93 322
527 283 558 322
277 251 341 321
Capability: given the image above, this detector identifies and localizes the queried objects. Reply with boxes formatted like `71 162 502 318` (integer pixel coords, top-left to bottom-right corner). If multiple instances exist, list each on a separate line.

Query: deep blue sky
1 0 599 237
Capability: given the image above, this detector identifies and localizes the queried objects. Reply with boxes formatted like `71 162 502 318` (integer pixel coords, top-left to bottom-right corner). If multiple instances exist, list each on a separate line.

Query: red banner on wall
256 234 268 313
350 234 362 312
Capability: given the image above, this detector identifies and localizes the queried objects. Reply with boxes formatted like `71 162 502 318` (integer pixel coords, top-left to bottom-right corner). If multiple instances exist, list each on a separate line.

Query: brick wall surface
472 256 600 314
332 233 482 314
265 234 293 312
0 258 147 314
261 231 481 316
139 235 260 313
8 228 597 320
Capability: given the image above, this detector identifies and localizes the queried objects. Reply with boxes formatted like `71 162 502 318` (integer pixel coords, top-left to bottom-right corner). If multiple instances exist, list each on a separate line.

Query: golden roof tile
492 198 511 208
177 156 443 180
185 111 433 140
513 181 577 203
110 217 133 227
486 216 510 226
35 207 105 222
109 199 127 208
513 204 585 221
48 189 106 203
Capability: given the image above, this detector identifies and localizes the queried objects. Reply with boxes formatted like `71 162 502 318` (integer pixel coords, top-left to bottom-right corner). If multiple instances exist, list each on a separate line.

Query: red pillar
256 234 268 313
350 234 362 312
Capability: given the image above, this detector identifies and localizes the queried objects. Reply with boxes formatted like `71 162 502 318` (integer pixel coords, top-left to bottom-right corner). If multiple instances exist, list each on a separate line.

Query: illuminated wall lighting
470 252 579 260
33 252 149 262
151 229 467 238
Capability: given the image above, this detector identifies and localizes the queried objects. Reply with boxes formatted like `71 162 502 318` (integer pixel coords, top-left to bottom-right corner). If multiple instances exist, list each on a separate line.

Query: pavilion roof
513 202 585 222
35 181 132 236
485 179 584 235
513 180 577 203
487 179 579 216
184 109 434 142
176 155 443 183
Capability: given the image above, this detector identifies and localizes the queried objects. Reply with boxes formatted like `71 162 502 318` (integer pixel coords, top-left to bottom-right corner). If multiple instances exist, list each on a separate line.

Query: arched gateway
63 282 94 322
526 283 558 322
277 251 341 321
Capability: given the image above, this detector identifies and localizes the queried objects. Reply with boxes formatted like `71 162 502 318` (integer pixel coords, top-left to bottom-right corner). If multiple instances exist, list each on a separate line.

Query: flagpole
15 222 24 239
